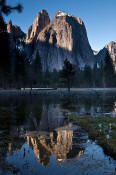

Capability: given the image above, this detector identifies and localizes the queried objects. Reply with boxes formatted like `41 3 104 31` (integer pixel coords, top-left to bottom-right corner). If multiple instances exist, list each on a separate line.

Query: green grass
69 114 116 158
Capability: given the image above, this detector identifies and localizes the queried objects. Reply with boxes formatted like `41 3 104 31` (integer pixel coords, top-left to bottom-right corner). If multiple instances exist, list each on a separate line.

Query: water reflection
26 124 86 166
0 93 116 174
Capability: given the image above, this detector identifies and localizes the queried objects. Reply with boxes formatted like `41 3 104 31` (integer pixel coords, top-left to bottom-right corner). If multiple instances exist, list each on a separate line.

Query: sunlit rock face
96 41 116 70
26 10 50 43
51 127 74 161
26 124 86 166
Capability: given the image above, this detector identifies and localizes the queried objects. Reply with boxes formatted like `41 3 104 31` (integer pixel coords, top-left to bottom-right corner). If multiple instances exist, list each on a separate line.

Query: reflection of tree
60 96 77 112
60 94 116 116
27 124 85 166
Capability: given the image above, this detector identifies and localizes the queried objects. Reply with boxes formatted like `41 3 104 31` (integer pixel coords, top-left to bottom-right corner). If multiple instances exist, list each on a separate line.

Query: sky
5 0 116 51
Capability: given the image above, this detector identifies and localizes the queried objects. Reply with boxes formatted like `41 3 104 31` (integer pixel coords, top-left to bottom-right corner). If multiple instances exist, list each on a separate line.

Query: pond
0 92 116 175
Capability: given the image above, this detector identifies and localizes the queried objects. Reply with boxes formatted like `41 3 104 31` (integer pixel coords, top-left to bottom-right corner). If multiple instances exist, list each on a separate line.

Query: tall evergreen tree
51 69 59 88
92 62 100 87
33 50 42 86
83 65 92 87
104 51 115 87
60 59 75 92
15 50 27 88
0 0 22 15
99 60 105 87
43 69 51 87
0 0 22 88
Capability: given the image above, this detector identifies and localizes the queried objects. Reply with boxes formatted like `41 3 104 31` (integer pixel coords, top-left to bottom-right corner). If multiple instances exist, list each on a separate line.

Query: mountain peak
8 20 12 26
39 9 49 15
55 11 67 17
26 9 50 43
106 41 116 48
55 11 83 25
7 20 13 33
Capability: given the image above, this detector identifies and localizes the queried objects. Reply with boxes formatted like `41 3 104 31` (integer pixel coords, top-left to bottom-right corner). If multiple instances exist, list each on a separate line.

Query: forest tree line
0 46 116 89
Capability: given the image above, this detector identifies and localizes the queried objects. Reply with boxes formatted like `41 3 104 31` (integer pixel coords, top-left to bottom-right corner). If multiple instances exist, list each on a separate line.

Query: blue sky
5 0 116 51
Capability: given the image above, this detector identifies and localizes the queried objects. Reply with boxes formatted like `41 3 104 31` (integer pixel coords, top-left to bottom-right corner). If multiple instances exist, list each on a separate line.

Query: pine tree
0 0 22 16
33 50 42 87
0 0 22 88
43 69 51 87
104 51 115 87
60 59 75 92
93 62 100 87
99 60 105 87
83 65 92 87
51 69 59 88
15 50 26 88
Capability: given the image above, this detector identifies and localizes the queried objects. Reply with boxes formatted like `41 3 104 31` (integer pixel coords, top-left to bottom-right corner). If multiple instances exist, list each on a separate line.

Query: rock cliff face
7 20 25 50
25 10 95 71
96 41 116 70
7 20 16 50
26 10 50 43
7 20 25 73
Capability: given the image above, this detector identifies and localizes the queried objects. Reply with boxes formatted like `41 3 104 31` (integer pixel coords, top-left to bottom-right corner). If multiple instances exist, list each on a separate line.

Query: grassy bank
69 114 116 158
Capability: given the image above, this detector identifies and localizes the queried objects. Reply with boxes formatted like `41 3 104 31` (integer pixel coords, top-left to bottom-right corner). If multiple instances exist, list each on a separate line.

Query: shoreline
0 88 116 95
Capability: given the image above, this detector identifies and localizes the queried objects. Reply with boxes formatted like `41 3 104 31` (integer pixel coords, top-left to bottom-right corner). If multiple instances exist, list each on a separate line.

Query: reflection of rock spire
26 124 85 166
51 129 73 161
27 136 51 166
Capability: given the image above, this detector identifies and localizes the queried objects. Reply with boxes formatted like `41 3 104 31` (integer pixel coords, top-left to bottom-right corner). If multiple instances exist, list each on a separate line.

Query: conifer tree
104 51 115 87
33 50 42 87
0 0 22 88
60 59 75 92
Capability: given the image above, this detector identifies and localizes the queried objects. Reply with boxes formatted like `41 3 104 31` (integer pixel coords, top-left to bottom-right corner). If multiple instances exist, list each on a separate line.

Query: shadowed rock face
7 20 25 50
7 20 16 50
96 41 116 70
7 20 25 72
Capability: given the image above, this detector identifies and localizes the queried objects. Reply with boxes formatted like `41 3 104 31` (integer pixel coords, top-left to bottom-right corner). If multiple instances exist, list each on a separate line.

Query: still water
0 92 116 175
